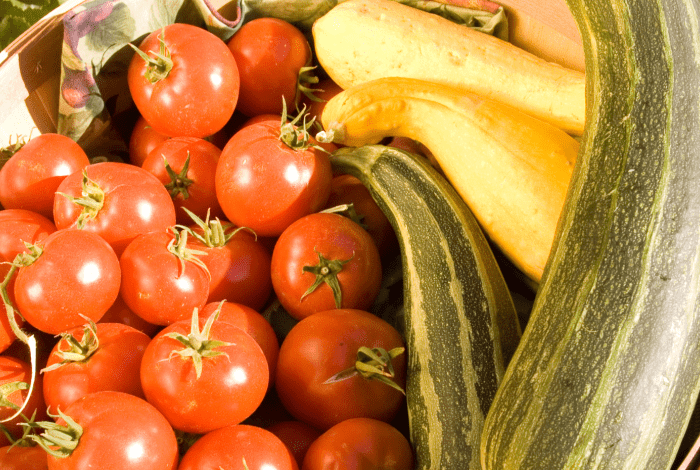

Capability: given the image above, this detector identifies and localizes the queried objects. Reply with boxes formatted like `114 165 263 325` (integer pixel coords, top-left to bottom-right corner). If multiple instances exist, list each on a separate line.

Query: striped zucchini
330 144 521 470
481 0 700 469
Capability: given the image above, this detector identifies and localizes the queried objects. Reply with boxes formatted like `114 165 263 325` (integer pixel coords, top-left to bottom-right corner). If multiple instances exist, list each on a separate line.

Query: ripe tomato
13 229 121 335
128 23 240 138
139 308 269 433
42 322 150 413
216 118 332 237
303 77 343 125
0 445 48 469
53 162 176 256
141 136 223 225
200 301 279 388
301 418 414 470
178 424 298 470
98 294 160 337
119 229 210 326
275 309 406 430
227 18 311 117
128 115 169 167
42 391 178 470
267 420 322 468
271 213 382 320
0 134 90 219
0 356 48 446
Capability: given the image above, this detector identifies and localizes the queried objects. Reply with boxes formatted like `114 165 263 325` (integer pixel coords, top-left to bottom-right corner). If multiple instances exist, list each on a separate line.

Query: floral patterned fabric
58 0 508 160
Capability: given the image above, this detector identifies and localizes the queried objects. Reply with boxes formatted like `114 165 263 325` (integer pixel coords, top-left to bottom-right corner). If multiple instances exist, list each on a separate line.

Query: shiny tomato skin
301 418 414 470
119 230 210 326
216 120 332 237
227 18 311 117
53 162 176 256
13 229 121 335
271 213 382 320
275 309 406 430
0 356 48 446
178 424 298 470
0 134 90 219
47 391 178 470
200 301 279 388
140 316 269 433
128 23 239 138
267 420 322 468
128 115 170 167
142 136 224 225
42 322 151 413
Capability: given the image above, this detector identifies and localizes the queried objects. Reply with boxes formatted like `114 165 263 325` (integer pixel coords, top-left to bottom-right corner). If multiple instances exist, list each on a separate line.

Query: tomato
0 134 90 219
187 219 272 310
128 23 240 138
0 209 56 352
42 322 150 413
325 174 399 258
53 162 176 256
141 136 223 225
13 229 121 335
178 424 298 470
271 213 382 320
200 301 279 388
301 418 414 470
139 308 268 433
128 115 169 167
0 445 48 470
267 420 322 468
303 77 343 125
275 309 406 430
0 356 48 447
216 119 333 237
119 229 210 326
227 18 311 117
43 391 179 470
98 294 160 337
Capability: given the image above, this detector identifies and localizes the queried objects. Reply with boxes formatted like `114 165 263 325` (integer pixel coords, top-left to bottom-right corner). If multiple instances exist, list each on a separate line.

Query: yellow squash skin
320 77 579 283
312 0 586 136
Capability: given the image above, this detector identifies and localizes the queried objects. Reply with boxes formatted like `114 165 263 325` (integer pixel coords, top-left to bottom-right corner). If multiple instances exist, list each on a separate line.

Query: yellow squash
319 77 579 283
312 0 586 136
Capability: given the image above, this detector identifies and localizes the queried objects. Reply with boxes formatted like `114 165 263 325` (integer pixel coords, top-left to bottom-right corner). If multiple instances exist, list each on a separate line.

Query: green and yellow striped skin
331 145 521 470
481 0 700 468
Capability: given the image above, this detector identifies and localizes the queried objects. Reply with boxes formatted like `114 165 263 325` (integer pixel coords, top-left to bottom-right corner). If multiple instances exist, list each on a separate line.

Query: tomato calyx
40 319 100 374
167 226 210 279
23 408 83 458
180 207 256 249
56 170 105 229
279 99 325 153
321 203 368 231
296 65 322 106
129 28 173 83
163 152 195 200
0 381 29 411
163 302 231 379
1 243 43 344
0 134 29 170
300 249 354 308
324 346 406 394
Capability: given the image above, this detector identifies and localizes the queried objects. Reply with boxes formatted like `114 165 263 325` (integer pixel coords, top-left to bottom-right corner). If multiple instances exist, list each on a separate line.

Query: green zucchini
330 144 522 470
480 0 700 469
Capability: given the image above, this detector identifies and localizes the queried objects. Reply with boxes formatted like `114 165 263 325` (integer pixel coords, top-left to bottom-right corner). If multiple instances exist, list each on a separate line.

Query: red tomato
44 391 178 470
325 174 398 258
119 229 210 326
200 301 279 388
128 23 240 138
0 134 90 219
271 213 382 320
13 229 121 335
0 356 48 446
141 136 223 224
178 424 298 470
275 309 406 430
53 162 176 256
301 418 414 470
0 209 56 352
227 18 311 117
267 420 322 468
216 119 332 237
139 309 269 433
0 445 48 469
42 322 151 413
98 294 160 337
128 115 169 167
303 77 343 125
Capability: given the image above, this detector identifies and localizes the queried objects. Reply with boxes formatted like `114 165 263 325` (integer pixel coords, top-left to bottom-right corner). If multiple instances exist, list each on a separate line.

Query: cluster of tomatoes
0 16 414 470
